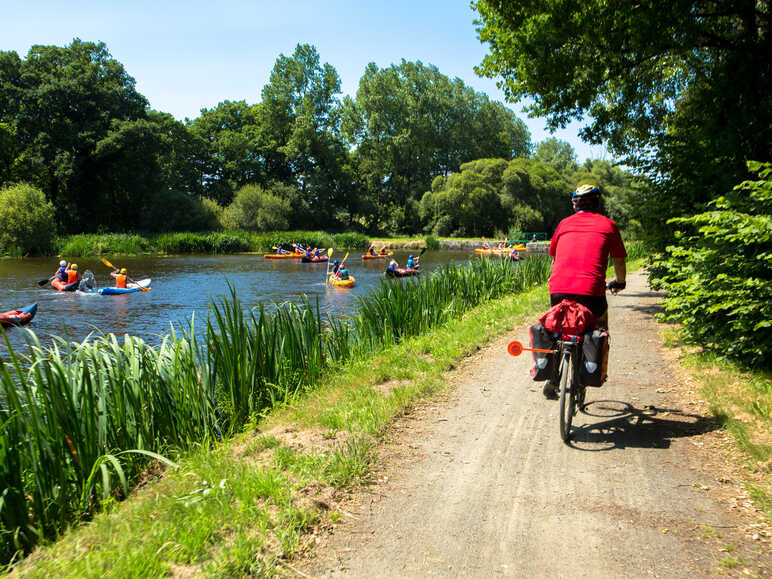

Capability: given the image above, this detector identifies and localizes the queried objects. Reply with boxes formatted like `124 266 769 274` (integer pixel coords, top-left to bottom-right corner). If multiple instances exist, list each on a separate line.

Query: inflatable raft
385 267 421 278
301 255 329 263
51 278 79 291
97 278 151 295
0 303 38 328
328 275 356 288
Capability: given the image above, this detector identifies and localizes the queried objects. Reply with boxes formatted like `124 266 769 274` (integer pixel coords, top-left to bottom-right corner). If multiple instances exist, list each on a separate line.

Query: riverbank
9 266 552 576
50 231 370 257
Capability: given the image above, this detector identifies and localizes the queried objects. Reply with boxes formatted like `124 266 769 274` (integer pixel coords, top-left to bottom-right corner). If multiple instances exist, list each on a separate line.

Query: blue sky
2 0 610 162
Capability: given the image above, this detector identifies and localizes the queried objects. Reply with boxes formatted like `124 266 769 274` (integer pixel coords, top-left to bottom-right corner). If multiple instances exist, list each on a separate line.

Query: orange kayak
264 253 304 259
361 253 392 260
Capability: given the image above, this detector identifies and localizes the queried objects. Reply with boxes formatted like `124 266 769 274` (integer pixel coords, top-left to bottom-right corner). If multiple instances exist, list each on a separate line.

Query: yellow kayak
474 248 509 254
328 275 356 288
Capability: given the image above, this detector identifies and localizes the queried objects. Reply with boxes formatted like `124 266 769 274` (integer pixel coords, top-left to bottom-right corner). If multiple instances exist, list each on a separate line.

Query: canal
0 250 477 348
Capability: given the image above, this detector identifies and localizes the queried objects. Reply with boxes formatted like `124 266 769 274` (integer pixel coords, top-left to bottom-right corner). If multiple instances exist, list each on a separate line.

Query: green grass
54 230 370 257
1 256 552 567
666 334 771 521
12 272 552 576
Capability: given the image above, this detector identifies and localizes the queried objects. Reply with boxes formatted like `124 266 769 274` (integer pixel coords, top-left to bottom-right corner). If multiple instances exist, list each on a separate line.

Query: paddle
37 275 56 286
325 248 334 285
101 257 149 291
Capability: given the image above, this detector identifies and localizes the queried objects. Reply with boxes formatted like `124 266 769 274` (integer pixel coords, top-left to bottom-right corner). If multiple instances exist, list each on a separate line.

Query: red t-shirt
548 212 626 296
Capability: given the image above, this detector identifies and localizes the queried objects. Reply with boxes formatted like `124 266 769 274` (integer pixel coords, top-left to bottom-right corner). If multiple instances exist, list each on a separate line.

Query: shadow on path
567 400 719 451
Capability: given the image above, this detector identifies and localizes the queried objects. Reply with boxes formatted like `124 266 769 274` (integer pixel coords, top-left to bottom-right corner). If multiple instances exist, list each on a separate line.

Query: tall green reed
0 255 550 564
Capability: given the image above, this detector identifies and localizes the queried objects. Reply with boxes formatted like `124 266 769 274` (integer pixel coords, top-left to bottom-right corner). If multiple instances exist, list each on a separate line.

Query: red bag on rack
539 299 596 336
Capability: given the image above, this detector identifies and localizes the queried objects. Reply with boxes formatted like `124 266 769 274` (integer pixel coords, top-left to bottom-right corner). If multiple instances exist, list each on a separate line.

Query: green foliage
533 138 578 174
139 190 223 232
420 157 583 236
55 233 153 256
473 1 770 251
220 184 291 232
424 235 440 250
343 60 532 233
651 162 772 367
0 254 549 563
0 183 56 255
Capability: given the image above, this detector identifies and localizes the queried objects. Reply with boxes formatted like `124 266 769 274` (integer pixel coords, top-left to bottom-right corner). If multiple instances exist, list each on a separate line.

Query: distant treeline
0 39 642 254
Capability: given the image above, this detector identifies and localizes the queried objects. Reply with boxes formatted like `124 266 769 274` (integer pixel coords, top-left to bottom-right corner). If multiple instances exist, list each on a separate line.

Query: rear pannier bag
581 328 609 386
529 322 555 381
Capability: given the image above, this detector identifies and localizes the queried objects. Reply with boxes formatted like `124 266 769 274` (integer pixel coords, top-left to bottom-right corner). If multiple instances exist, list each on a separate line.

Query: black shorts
550 294 608 319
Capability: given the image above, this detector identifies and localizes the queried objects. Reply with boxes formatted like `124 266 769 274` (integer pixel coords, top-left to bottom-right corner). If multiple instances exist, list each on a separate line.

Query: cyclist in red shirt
543 184 627 398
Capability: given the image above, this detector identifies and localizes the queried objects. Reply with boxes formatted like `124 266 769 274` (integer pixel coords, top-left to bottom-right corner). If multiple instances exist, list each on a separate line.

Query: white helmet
60 260 67 267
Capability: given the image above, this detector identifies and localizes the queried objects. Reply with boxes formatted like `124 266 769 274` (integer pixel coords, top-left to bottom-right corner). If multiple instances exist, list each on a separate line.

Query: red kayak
51 278 79 291
301 255 329 263
385 268 421 278
0 303 38 328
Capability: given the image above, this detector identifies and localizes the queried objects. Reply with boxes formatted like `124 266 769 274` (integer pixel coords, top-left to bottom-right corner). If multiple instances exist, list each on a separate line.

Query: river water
0 250 477 349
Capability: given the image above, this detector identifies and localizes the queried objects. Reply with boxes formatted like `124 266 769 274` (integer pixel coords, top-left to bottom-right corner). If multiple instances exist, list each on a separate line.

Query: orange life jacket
66 269 79 284
115 274 127 288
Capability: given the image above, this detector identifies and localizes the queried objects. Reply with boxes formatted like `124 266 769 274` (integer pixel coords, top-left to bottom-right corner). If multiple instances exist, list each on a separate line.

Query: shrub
56 233 153 257
425 235 440 250
650 161 772 367
0 183 56 256
221 184 291 231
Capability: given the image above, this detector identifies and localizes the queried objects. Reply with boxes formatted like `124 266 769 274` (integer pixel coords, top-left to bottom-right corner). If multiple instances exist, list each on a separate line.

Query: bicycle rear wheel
558 351 576 442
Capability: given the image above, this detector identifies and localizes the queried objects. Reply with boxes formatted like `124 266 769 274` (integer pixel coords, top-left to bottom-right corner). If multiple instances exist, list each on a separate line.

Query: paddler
406 254 416 269
65 263 81 285
54 260 68 282
110 267 128 288
335 264 350 280
386 258 399 273
331 260 341 274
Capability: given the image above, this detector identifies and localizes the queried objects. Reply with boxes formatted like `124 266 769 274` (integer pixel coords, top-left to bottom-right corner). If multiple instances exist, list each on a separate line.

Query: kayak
386 268 421 278
474 245 527 255
51 278 79 291
264 253 304 259
0 303 38 328
361 253 392 260
98 278 151 295
474 248 510 255
301 255 329 263
328 275 356 288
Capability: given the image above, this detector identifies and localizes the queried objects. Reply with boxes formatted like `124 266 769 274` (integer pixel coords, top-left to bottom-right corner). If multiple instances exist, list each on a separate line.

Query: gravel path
300 271 766 578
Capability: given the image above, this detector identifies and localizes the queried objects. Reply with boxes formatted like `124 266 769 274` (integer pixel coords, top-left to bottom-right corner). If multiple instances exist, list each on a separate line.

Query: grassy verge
53 231 370 257
12 283 550 577
663 330 771 521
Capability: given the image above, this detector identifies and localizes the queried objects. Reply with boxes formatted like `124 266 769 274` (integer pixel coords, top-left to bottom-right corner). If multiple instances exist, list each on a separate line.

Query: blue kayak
97 278 151 295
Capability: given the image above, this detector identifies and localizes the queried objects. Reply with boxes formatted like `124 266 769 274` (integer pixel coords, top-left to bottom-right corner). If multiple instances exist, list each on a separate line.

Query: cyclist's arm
612 257 626 284
607 258 627 294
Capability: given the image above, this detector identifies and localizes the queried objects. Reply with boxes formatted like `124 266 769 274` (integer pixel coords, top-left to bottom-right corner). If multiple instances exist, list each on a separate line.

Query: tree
3 40 151 229
533 138 578 175
221 184 291 231
187 100 262 205
344 60 531 233
473 0 771 246
258 44 350 227
0 183 56 255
